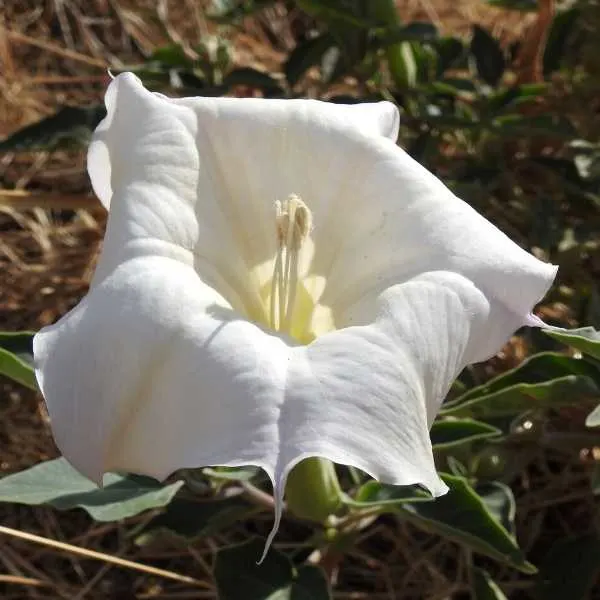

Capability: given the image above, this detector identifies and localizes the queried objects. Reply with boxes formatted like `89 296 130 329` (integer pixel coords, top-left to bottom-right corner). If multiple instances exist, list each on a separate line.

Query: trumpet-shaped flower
34 73 557 546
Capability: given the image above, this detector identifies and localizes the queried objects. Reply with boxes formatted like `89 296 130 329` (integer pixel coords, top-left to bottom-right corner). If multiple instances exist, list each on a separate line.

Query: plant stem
368 0 416 90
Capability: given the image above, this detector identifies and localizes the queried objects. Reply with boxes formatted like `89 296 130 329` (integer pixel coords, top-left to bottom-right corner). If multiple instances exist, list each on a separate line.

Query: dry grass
0 1 598 598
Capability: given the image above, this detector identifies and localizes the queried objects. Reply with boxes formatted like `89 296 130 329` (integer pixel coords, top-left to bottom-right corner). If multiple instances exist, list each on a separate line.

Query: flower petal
35 261 484 534
89 76 554 346
36 74 558 555
263 272 480 550
278 271 488 489
345 101 399 140
87 74 402 311
315 140 557 362
34 256 289 484
34 264 485 551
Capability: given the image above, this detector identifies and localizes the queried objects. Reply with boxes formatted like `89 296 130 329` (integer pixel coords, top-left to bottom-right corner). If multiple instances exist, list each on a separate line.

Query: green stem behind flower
368 0 417 90
285 457 343 523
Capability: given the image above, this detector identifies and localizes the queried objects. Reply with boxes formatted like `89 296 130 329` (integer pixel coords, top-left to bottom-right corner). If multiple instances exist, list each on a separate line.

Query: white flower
33 73 557 544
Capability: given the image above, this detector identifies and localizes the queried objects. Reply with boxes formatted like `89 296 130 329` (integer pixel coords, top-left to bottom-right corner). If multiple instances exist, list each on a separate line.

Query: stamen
270 194 312 333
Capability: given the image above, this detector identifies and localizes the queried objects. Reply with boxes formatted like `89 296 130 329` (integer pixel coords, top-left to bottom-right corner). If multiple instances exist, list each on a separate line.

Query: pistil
270 194 312 333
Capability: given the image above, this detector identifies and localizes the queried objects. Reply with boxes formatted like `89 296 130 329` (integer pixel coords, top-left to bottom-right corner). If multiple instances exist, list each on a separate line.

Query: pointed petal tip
378 100 400 141
524 313 548 328
87 71 149 210
429 477 449 498
523 260 558 330
256 451 448 563
523 312 568 333
540 261 559 300
385 468 449 499
107 70 142 90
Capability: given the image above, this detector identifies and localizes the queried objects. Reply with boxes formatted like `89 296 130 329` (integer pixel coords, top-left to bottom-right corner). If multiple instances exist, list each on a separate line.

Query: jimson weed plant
2 1 600 598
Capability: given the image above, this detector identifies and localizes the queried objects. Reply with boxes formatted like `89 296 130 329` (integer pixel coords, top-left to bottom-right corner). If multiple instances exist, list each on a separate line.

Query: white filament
270 194 312 333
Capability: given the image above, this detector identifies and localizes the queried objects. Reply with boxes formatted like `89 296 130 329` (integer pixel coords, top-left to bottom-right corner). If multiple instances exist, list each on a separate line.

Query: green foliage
285 33 337 87
138 497 256 543
344 481 431 507
470 25 505 87
0 105 105 152
545 326 600 361
430 418 501 448
0 331 36 390
472 567 508 600
544 8 581 75
0 458 184 521
544 326 600 428
223 67 284 96
401 474 533 572
214 539 331 600
443 352 600 419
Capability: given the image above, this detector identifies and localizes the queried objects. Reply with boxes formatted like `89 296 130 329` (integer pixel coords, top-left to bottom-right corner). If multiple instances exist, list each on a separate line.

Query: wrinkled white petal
87 74 401 309
35 73 558 551
34 257 288 484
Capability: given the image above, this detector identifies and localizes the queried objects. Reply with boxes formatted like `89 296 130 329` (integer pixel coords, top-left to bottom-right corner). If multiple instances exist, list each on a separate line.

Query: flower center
270 194 312 334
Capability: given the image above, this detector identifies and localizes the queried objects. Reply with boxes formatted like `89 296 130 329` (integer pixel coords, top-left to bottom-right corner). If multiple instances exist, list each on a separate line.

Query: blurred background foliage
1 0 600 598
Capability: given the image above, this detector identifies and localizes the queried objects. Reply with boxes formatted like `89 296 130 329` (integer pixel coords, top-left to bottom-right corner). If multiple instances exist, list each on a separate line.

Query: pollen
270 194 313 333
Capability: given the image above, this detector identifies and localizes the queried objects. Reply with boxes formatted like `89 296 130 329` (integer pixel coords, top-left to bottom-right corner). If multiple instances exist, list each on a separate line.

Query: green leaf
434 36 465 76
544 326 600 361
447 456 469 478
544 8 580 75
150 44 194 67
586 403 600 427
492 114 576 138
366 0 417 89
470 25 505 86
345 480 431 508
285 34 337 87
484 0 536 10
0 105 106 152
442 352 600 418
0 458 183 521
429 78 477 96
214 539 331 600
473 567 508 599
0 331 36 390
139 496 254 542
486 83 546 112
537 535 600 600
401 474 534 572
204 466 263 482
477 481 516 536
223 68 283 96
431 419 501 449
388 42 419 88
